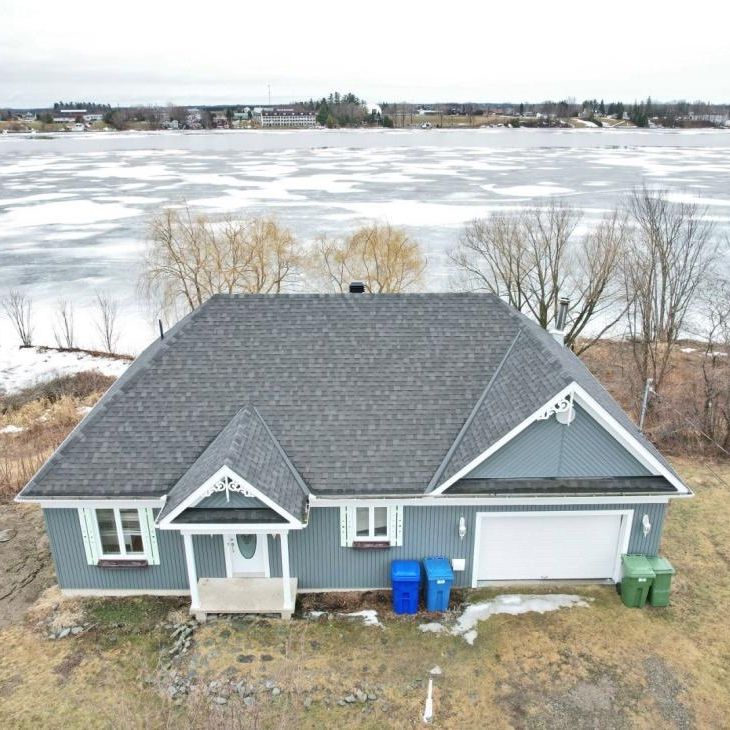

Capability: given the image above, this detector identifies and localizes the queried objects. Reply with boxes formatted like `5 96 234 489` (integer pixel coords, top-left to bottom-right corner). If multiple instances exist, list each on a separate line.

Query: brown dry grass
0 458 728 728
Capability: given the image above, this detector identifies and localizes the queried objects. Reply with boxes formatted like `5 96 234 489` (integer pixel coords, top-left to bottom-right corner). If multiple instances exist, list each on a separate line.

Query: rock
214 696 228 705
167 686 178 698
261 654 273 662
264 679 276 690
337 699 346 707
237 654 254 663
57 627 70 639
303 696 312 708
430 665 443 676
271 687 281 697
367 693 377 701
355 690 367 703
344 694 356 704
71 626 84 635
0 529 15 542
244 696 255 707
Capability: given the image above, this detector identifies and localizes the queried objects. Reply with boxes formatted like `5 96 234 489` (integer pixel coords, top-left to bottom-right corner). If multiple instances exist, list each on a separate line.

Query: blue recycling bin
391 560 421 614
423 557 454 612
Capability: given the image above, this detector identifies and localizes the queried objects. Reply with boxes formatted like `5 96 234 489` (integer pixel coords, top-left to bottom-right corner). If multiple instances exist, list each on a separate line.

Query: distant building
257 108 317 128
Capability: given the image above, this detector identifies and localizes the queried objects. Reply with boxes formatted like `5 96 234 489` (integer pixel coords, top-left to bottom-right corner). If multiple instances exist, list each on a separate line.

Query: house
17 292 690 620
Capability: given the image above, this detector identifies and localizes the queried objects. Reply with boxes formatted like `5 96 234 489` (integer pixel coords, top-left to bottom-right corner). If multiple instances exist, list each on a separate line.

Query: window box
97 558 149 568
352 540 391 550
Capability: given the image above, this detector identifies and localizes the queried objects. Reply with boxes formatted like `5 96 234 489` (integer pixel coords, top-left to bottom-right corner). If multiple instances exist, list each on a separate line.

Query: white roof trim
156 465 304 529
15 497 165 508
431 382 689 496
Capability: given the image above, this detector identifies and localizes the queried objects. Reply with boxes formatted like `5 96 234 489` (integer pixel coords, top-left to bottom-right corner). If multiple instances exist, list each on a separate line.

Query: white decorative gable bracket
535 390 575 425
203 473 256 502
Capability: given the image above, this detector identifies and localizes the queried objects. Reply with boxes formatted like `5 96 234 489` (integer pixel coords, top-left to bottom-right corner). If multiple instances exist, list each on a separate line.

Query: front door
225 534 268 577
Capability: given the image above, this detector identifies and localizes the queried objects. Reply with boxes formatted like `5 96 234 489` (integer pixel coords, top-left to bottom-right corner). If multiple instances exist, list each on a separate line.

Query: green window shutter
340 506 354 547
140 508 160 565
77 508 100 565
389 505 403 546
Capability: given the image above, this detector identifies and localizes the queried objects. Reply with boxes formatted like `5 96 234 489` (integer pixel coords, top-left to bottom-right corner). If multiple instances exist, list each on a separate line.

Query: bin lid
621 554 655 577
645 556 675 575
391 560 421 580
423 557 454 580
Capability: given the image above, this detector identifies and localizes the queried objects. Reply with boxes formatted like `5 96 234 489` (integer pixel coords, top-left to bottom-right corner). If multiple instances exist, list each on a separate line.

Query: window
340 505 403 547
355 506 389 539
95 508 145 557
78 507 160 566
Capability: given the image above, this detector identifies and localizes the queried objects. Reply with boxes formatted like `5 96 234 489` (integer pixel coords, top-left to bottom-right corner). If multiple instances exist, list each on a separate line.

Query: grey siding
44 508 189 590
43 509 227 590
280 503 666 589
468 405 650 479
196 492 264 509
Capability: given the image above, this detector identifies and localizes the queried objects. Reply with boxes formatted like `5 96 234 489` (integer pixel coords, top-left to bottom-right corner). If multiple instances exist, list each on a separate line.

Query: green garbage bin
620 554 655 608
646 556 675 607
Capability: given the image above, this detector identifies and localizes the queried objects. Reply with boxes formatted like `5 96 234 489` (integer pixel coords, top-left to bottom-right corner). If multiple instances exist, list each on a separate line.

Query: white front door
225 534 268 577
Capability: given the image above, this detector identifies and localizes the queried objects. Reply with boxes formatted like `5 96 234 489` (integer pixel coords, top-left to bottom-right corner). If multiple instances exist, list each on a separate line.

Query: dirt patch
644 655 694 729
53 649 85 683
0 502 54 628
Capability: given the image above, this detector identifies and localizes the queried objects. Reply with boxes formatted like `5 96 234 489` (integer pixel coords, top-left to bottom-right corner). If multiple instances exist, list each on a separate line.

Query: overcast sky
2 0 729 107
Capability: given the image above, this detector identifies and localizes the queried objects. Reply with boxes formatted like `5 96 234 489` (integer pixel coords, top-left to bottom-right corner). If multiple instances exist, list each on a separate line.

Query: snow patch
340 610 382 627
0 424 24 434
452 594 589 644
418 622 446 633
0 345 130 394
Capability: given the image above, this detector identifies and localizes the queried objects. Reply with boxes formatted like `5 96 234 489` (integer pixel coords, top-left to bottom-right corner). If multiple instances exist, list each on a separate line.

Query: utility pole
639 378 653 432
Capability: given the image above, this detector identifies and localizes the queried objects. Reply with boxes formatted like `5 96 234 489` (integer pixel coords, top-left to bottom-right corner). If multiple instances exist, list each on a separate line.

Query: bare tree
450 203 627 352
311 222 427 293
625 188 717 393
93 293 120 353
1 290 34 346
53 299 75 349
141 206 303 320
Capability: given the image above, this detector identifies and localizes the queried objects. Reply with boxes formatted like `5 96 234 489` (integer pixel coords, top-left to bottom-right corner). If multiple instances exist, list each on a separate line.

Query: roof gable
466 403 650 479
156 406 308 527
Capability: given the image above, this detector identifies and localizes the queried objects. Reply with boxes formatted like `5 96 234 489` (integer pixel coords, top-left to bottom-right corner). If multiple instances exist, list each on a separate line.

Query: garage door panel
477 513 624 581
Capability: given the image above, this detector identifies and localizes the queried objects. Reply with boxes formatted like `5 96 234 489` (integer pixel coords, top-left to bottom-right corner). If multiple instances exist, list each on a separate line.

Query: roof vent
349 281 365 293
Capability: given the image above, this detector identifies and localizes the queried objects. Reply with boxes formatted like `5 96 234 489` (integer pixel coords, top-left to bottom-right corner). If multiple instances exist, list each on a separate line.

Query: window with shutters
340 505 403 547
78 507 160 565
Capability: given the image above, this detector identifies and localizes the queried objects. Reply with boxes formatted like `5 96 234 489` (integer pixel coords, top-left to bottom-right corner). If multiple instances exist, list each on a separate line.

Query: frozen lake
1 127 730 353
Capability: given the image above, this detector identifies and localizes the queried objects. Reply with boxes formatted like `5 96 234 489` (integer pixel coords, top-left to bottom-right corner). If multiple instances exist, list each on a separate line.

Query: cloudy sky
2 0 729 107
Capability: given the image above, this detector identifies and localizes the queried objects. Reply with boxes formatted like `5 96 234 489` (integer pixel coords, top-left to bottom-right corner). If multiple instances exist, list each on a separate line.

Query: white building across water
257 108 317 128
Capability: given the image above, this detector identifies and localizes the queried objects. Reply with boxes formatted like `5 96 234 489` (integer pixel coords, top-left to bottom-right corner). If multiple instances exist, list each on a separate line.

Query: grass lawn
0 457 728 728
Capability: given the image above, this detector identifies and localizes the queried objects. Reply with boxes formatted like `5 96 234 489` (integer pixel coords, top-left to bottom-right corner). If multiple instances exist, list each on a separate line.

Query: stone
264 679 276 690
430 665 443 676
71 626 84 635
303 696 312 708
367 693 377 701
237 654 254 663
214 696 228 705
344 694 356 704
337 700 346 707
244 696 255 707
355 690 367 703
261 654 274 662
0 529 15 542
57 627 70 639
271 687 281 697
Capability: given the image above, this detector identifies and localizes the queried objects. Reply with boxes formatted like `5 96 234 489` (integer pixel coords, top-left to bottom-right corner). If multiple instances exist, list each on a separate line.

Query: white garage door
476 512 627 582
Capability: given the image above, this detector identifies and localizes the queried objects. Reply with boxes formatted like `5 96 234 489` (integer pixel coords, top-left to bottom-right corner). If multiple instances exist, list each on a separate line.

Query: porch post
182 532 200 610
280 531 292 610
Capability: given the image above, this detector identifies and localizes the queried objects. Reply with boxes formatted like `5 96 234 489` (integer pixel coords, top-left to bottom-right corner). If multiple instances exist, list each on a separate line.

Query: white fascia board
19 498 165 509
430 383 576 495
175 526 293 535
156 465 304 529
310 495 673 507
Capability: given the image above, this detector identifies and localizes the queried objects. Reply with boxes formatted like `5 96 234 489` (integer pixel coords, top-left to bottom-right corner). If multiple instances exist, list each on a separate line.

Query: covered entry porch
181 530 296 620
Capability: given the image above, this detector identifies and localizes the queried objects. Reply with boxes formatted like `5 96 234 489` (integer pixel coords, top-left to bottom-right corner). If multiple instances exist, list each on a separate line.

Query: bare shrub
1 290 34 346
93 293 120 354
53 300 75 349
311 222 427 292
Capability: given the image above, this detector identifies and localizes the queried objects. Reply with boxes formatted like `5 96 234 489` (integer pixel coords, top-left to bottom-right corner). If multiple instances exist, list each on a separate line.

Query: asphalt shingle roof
19 293 684 507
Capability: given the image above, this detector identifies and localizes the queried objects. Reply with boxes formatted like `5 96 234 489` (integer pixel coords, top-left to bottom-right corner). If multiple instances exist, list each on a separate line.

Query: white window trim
79 506 159 565
340 505 403 547
353 505 390 541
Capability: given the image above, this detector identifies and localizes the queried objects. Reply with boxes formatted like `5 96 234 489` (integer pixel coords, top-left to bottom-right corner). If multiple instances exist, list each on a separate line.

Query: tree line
3 190 727 453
